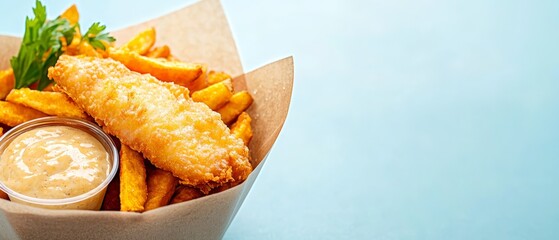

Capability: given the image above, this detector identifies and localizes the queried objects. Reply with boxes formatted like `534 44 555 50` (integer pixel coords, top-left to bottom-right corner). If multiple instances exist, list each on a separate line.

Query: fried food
121 27 156 55
188 64 208 92
170 185 204 204
0 68 14 100
6 88 87 119
109 49 203 89
146 45 170 58
119 144 148 212
230 112 253 146
0 101 47 127
191 79 233 110
101 173 120 211
60 4 79 25
145 168 177 211
48 55 252 192
217 91 253 124
207 71 231 85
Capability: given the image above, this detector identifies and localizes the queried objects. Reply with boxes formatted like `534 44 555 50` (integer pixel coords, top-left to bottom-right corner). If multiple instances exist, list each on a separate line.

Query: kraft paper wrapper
0 0 293 239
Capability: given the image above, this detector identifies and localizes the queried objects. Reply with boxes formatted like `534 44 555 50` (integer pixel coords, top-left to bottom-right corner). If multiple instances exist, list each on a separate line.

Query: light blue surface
2 0 559 239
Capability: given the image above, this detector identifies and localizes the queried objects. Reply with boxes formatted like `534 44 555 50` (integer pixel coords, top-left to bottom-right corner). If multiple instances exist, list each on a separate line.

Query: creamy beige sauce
0 126 109 199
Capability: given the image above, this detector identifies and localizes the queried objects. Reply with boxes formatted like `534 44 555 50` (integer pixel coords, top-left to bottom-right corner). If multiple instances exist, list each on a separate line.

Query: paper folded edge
244 56 294 166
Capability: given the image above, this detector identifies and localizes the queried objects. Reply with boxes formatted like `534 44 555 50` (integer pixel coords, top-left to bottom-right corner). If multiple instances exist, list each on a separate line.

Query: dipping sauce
0 126 110 199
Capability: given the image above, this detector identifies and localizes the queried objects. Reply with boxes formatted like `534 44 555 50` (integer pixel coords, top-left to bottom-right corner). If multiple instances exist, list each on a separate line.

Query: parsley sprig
83 22 116 51
10 0 115 90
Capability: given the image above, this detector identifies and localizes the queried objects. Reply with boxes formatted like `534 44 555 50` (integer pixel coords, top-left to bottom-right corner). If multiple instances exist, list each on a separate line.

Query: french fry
166 55 181 62
60 4 79 25
217 91 253 124
146 45 170 58
119 144 148 212
170 185 204 204
0 68 14 100
0 127 2 136
121 27 156 55
109 49 203 89
191 79 233 110
101 172 120 211
6 88 88 119
0 101 47 127
188 64 208 92
207 71 231 85
59 4 81 55
230 112 253 146
144 168 178 211
78 41 107 58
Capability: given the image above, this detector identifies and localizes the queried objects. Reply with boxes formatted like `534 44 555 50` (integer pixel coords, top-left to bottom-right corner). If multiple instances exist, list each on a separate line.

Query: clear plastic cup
0 117 119 210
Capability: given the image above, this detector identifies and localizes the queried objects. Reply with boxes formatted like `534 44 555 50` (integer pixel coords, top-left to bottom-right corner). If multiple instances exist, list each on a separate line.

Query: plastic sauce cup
0 117 119 210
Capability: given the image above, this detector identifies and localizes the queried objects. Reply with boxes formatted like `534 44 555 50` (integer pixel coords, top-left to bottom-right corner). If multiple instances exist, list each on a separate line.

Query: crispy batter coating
48 55 252 192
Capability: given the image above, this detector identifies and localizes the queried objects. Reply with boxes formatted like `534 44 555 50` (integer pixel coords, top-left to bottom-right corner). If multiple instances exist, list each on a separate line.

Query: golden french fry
166 55 181 62
191 79 233 110
188 64 208 92
230 112 253 146
217 91 253 124
0 101 47 127
78 41 108 58
0 68 14 100
146 45 170 58
170 185 204 204
207 71 231 85
101 172 120 211
121 27 156 55
0 127 2 136
119 144 148 212
110 49 203 89
6 88 87 119
60 4 79 25
144 168 178 211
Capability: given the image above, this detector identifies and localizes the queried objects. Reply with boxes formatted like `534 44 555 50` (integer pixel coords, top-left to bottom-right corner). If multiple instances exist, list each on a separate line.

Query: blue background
1 0 558 239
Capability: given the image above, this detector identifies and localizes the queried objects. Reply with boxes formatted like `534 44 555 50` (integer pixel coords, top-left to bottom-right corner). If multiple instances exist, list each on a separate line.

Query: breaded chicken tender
48 55 252 192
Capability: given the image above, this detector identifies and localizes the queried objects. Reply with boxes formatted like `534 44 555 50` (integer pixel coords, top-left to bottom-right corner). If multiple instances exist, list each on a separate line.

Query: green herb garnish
82 22 116 51
10 0 115 90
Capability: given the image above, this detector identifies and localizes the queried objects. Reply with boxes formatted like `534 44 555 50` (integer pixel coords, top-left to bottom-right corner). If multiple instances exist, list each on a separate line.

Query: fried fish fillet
48 55 252 192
